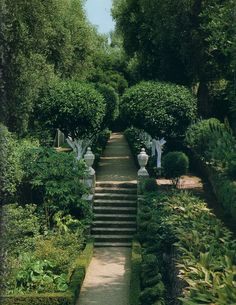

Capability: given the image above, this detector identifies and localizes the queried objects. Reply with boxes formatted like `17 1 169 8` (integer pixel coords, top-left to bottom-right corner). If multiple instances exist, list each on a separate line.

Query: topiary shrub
95 83 119 128
162 151 189 186
120 81 197 141
143 178 158 193
36 81 106 140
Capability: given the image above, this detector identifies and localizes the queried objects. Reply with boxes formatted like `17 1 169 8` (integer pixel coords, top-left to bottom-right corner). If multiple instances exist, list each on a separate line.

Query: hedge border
0 239 94 305
191 151 236 222
130 239 142 305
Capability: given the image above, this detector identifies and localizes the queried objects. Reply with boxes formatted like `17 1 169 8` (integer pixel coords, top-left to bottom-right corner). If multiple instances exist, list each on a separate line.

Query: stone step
94 199 137 208
93 234 133 243
96 182 137 189
94 214 136 221
95 187 137 194
92 228 136 235
95 193 137 200
94 242 132 247
93 220 136 228
94 206 136 214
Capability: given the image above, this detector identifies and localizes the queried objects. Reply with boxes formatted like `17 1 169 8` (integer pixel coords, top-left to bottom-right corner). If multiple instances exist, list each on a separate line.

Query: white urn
138 148 149 176
84 147 95 175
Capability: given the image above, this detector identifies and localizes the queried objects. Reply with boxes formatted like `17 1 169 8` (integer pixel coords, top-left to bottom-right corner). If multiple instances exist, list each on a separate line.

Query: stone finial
137 148 149 176
84 147 95 175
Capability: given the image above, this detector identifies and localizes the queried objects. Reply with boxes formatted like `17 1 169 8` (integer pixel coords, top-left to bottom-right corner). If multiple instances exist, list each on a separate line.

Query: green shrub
37 81 106 140
162 152 189 186
21 147 89 225
130 240 142 305
0 293 73 305
185 118 235 168
120 81 197 140
185 118 236 220
143 178 158 193
95 83 119 128
1 204 40 255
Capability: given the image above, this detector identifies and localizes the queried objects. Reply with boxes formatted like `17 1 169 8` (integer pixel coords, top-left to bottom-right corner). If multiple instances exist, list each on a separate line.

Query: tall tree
112 0 234 117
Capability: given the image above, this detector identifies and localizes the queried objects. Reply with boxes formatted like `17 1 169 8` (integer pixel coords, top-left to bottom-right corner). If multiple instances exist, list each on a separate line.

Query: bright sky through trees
85 0 115 34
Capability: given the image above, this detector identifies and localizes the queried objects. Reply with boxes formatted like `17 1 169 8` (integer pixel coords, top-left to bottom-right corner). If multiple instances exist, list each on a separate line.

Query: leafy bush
143 178 158 193
1 204 40 256
91 128 111 168
162 152 189 186
120 81 197 140
37 81 106 140
95 83 119 128
185 118 236 169
138 191 236 305
185 118 236 220
21 147 89 226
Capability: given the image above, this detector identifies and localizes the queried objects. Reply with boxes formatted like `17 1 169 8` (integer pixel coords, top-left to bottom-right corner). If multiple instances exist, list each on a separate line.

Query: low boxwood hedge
0 240 94 305
130 239 142 305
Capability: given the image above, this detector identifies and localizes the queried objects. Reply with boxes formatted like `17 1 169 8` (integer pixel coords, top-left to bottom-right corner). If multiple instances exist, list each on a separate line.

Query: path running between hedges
77 133 137 305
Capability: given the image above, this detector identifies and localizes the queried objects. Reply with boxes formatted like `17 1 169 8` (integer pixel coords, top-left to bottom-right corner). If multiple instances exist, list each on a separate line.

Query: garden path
77 133 137 305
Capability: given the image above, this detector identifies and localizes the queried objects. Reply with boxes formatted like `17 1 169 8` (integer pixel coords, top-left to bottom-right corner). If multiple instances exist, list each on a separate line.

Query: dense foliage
0 125 92 296
185 118 236 220
121 81 197 140
138 191 236 305
95 83 119 128
36 81 106 140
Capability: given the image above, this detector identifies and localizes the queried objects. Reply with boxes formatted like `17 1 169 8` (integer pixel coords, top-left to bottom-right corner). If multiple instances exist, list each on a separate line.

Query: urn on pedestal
138 148 149 176
84 147 95 175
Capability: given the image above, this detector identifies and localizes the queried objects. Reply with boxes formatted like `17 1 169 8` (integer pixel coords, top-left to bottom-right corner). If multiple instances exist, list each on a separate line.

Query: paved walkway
77 248 131 305
77 133 137 305
96 132 137 182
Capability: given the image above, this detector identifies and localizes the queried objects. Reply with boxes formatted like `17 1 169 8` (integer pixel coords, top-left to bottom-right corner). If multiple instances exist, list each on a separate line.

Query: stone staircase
92 182 137 247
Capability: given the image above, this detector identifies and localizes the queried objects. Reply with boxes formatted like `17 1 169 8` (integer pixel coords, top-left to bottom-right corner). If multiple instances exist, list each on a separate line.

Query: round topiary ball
162 151 189 180
120 81 197 140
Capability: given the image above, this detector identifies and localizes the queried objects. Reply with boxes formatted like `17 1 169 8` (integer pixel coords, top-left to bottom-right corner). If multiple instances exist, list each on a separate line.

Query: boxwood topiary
162 151 189 186
120 81 197 141
37 81 106 140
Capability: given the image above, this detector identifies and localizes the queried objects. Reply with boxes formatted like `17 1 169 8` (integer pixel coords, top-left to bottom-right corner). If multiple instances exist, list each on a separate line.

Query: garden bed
137 190 236 305
0 240 94 305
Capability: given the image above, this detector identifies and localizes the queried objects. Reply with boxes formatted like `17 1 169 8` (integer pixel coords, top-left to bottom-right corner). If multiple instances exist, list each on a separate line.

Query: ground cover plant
185 118 236 221
138 190 236 305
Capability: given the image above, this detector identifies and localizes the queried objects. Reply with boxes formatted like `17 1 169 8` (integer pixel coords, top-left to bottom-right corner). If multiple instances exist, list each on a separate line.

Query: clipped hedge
138 191 236 305
120 81 197 140
130 239 142 305
0 240 94 305
185 118 236 221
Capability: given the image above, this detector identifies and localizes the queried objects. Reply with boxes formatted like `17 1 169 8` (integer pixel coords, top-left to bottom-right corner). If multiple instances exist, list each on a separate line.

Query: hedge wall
130 239 142 305
0 240 94 305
